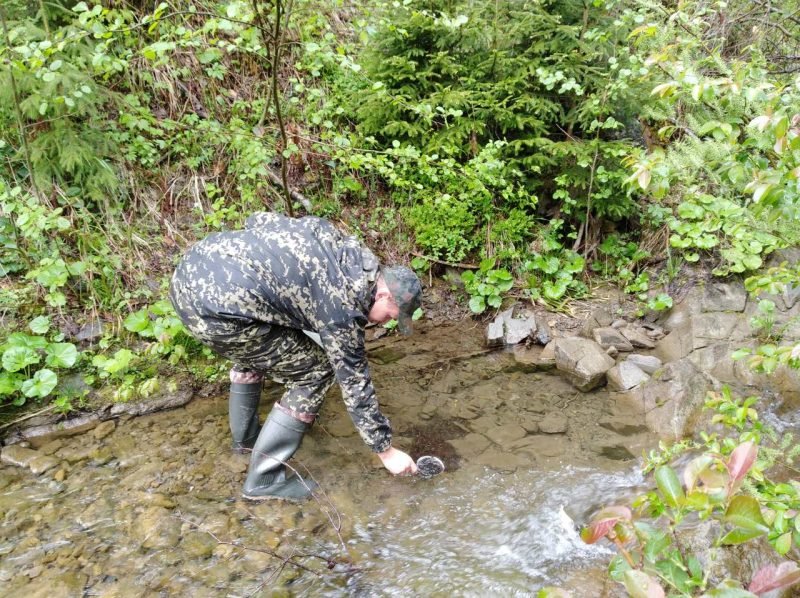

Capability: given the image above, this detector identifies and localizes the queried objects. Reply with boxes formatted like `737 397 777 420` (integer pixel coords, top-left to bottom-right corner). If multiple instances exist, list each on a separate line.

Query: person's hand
377 447 418 476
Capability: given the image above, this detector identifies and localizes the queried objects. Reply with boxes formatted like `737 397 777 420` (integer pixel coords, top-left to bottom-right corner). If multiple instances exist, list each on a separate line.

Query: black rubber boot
229 382 262 453
242 405 317 502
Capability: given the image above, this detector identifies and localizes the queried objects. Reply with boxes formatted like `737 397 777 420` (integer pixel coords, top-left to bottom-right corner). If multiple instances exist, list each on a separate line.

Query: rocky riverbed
0 320 658 596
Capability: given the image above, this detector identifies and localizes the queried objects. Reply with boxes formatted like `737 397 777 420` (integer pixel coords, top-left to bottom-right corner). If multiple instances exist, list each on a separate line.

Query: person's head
368 266 422 335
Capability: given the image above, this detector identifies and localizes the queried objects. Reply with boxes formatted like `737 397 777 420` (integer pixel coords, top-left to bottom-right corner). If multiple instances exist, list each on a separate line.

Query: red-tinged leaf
580 505 632 544
623 570 666 598
580 517 620 544
724 496 769 533
749 561 800 595
685 455 714 492
700 465 729 492
727 441 757 485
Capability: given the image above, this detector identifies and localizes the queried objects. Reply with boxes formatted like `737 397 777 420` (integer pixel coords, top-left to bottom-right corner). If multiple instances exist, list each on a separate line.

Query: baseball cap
382 265 422 335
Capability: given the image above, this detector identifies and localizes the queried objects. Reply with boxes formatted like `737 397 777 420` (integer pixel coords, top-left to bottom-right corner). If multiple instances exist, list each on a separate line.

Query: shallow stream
0 323 659 596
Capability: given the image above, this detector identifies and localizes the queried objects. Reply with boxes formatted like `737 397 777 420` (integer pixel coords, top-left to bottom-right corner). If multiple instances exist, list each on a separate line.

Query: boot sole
241 492 310 503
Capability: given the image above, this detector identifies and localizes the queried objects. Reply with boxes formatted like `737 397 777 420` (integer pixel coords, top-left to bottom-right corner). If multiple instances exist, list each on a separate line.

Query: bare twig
266 170 313 212
250 0 294 216
0 405 57 430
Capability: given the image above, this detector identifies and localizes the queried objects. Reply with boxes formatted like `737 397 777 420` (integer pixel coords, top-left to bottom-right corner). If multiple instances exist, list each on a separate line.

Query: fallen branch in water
177 513 346 595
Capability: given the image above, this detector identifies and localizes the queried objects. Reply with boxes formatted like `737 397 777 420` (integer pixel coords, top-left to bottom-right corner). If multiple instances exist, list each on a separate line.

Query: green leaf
741 254 762 271
6 333 48 350
21 369 58 398
623 570 665 598
124 309 152 334
642 530 671 562
702 580 757 597
0 371 23 395
45 343 78 368
468 296 486 313
720 527 764 545
2 346 41 372
731 348 751 360
608 554 632 582
773 532 792 555
723 496 769 532
29 316 51 335
655 465 685 507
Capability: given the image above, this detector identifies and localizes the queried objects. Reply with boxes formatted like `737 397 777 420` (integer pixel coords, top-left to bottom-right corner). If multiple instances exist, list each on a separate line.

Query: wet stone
599 445 636 461
90 447 114 465
484 424 527 449
473 448 532 471
539 413 568 434
134 507 181 549
55 445 95 464
370 347 405 365
93 420 116 440
17 570 89 598
28 455 60 475
37 439 64 455
181 531 217 559
1 445 40 468
446 433 491 458
515 434 568 458
136 492 176 509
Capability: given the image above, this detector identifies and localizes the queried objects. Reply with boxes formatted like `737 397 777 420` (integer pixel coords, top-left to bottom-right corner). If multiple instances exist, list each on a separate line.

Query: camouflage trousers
171 288 334 421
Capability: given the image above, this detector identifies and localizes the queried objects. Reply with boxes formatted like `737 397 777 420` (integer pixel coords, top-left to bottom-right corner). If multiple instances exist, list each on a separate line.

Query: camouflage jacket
177 212 392 452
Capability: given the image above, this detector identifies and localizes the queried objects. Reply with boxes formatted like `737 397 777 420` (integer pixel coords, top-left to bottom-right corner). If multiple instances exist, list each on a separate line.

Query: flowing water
0 323 659 597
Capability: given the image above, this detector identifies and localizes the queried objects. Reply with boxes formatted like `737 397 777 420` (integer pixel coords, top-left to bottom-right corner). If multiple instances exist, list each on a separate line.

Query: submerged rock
446 433 491 458
1 445 39 468
538 412 568 434
484 423 527 449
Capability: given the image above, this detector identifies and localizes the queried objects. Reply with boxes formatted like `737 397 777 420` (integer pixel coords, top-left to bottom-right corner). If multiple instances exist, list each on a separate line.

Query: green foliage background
0 0 799 409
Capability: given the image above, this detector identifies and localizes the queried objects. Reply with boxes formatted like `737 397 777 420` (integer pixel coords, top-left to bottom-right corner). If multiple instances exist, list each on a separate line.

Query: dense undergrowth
1 0 800 592
1 0 798 412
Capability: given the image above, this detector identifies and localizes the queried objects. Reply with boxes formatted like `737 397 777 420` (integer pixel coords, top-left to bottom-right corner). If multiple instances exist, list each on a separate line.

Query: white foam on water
337 462 648 595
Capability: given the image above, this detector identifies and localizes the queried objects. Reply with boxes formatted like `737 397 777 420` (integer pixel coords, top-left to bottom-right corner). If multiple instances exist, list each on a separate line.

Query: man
169 212 422 501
